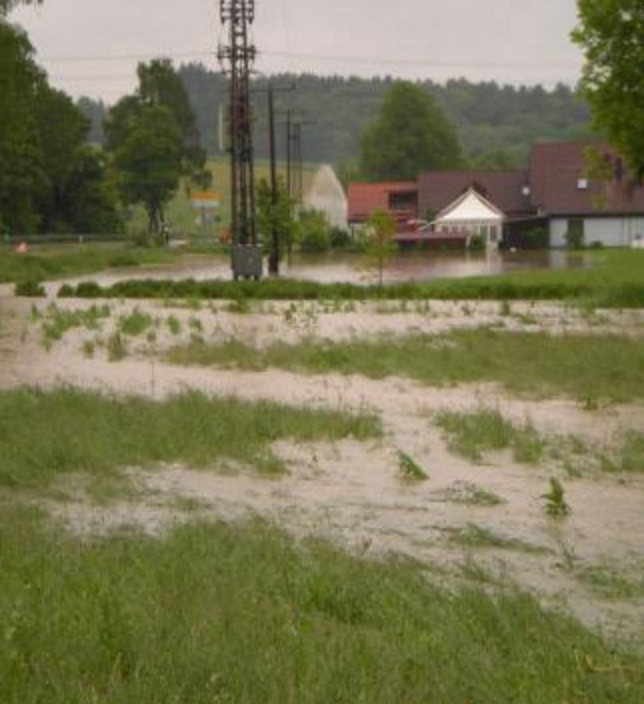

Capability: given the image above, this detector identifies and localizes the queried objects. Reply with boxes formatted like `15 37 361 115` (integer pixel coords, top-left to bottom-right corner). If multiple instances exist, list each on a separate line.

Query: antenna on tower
218 0 262 280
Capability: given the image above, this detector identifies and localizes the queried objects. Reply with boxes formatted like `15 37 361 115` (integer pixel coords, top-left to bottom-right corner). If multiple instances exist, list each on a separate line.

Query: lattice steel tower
218 0 262 279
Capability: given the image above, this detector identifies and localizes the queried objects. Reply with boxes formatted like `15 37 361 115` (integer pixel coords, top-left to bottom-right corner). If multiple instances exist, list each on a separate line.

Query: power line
41 48 581 73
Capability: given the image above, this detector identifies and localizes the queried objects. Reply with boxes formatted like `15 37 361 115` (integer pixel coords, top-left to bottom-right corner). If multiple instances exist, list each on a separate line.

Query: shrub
15 280 46 297
526 227 549 249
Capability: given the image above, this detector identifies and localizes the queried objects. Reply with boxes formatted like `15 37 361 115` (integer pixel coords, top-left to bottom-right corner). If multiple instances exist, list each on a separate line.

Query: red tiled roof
348 182 417 223
529 142 644 216
417 170 532 220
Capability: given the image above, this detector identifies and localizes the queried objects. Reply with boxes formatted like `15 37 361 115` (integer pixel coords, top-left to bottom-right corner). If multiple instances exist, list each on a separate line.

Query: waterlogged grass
117 308 154 337
441 481 505 507
57 249 644 307
435 409 545 464
577 563 644 599
447 523 549 554
397 451 429 481
1 246 176 284
167 330 644 402
604 431 644 474
0 388 381 489
40 304 111 347
0 509 642 703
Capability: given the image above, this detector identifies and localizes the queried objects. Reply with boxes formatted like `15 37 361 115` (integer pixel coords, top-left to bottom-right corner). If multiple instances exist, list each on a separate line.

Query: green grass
57 249 644 307
397 451 429 481
117 308 154 337
0 388 381 490
435 409 545 464
1 245 177 284
0 508 642 703
40 304 111 348
166 329 644 402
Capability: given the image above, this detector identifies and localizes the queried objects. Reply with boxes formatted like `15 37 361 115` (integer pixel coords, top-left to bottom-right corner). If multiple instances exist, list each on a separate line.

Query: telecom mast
218 0 262 279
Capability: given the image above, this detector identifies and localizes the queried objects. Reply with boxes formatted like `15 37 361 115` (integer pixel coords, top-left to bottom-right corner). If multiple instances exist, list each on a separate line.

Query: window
577 178 589 190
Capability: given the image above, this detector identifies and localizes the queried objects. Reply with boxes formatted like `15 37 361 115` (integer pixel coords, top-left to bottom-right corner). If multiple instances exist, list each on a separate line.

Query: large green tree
574 0 644 179
0 19 46 232
1 12 120 234
106 60 210 189
114 105 184 235
359 81 462 181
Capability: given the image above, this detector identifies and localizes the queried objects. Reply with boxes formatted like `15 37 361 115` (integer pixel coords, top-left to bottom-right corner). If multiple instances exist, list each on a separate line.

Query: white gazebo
429 187 505 249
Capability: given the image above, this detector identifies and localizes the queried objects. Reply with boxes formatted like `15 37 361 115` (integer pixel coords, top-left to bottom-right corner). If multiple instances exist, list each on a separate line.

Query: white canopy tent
428 187 506 249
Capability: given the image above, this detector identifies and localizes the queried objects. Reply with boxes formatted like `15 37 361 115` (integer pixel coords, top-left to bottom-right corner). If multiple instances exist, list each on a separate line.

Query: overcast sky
13 0 584 102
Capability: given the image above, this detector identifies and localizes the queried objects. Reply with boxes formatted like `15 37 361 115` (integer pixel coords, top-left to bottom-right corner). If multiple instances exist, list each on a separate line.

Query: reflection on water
58 250 594 288
283 250 592 285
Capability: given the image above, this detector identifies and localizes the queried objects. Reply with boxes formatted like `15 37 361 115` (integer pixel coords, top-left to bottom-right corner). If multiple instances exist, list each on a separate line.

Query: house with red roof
346 143 644 249
347 182 418 231
527 142 644 248
415 142 644 248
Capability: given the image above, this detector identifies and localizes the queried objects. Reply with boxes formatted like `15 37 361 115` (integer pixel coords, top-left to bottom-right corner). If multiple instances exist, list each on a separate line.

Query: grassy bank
167 329 644 403
0 246 177 284
57 250 644 307
1 508 642 703
0 388 381 489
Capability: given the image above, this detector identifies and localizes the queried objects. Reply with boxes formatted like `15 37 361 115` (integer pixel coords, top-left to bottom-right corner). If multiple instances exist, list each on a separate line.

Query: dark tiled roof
529 142 644 216
418 170 532 220
347 182 417 223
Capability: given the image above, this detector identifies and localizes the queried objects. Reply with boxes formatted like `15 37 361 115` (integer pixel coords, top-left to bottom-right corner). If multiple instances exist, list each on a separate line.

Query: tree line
79 67 594 173
1 3 208 237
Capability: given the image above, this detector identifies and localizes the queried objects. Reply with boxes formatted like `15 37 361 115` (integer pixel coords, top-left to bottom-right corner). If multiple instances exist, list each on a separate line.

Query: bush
14 280 46 297
296 209 331 253
329 226 351 250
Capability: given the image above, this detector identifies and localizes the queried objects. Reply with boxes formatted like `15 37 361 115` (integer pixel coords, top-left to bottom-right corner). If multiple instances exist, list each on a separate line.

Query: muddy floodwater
53 249 593 289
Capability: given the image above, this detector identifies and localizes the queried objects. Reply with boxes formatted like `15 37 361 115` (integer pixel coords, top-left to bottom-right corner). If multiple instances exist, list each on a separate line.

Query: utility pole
267 85 279 275
218 0 262 280
285 109 293 202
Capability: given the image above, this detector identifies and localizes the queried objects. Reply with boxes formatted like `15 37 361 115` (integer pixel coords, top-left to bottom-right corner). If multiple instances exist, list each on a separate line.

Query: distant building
347 182 418 233
347 142 644 249
527 142 644 248
424 187 505 250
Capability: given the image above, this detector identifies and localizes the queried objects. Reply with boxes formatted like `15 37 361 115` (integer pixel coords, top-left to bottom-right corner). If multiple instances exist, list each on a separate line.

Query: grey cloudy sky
13 0 584 102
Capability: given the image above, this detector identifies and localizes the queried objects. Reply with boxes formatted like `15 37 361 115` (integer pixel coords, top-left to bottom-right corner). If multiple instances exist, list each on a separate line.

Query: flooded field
49 249 593 289
1 286 643 646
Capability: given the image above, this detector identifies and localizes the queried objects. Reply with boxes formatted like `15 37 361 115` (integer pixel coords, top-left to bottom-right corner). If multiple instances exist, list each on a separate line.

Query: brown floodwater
55 250 593 289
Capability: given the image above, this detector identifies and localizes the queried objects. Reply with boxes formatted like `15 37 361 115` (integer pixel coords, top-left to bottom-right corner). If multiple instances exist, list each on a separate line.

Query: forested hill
78 65 594 168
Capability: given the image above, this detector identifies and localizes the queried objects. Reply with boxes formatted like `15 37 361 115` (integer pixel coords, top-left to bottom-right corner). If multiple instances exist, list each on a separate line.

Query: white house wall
549 217 644 248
